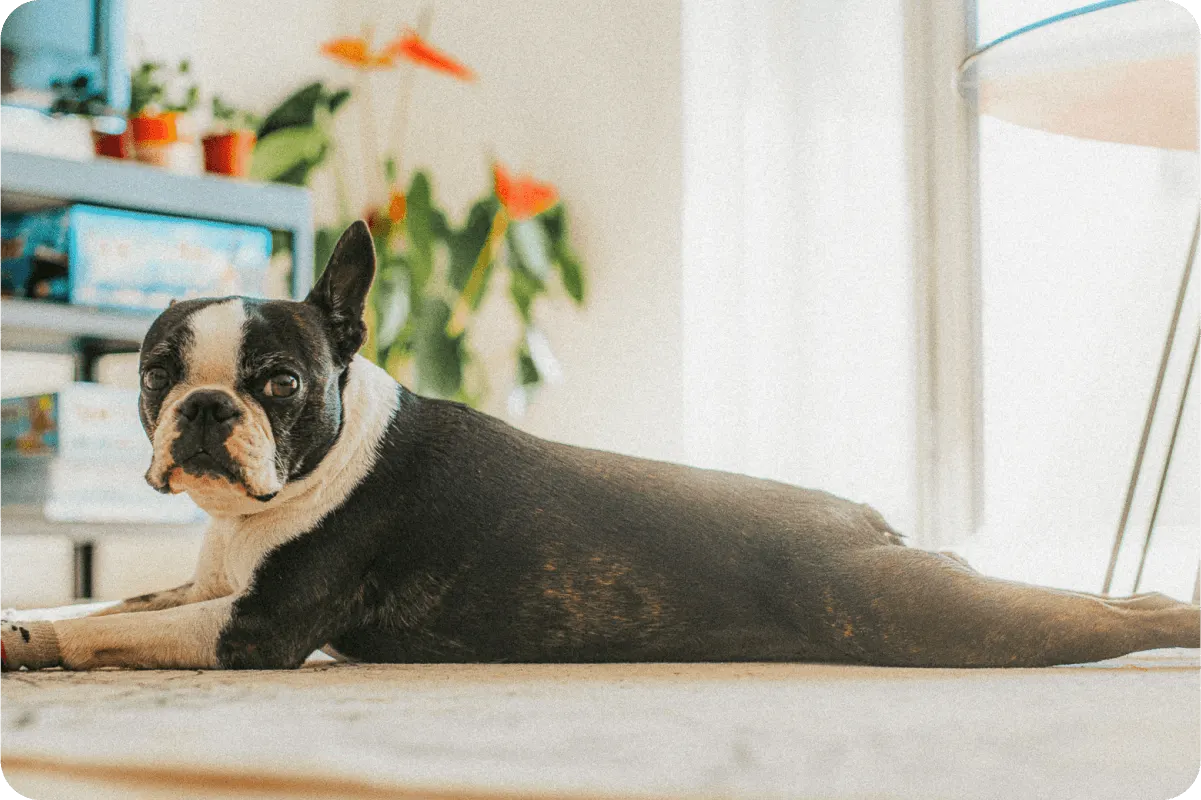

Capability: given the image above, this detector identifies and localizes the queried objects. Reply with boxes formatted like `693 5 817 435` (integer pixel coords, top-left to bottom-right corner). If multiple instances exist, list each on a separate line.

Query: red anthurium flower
388 190 407 223
321 36 396 69
385 30 474 81
493 163 558 220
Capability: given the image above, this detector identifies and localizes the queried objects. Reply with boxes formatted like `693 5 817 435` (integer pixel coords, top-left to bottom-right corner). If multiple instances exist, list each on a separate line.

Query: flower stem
390 6 433 185
448 208 508 336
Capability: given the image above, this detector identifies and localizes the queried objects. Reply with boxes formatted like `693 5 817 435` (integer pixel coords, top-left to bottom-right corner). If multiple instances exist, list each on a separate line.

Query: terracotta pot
130 112 179 146
92 128 133 159
201 130 256 178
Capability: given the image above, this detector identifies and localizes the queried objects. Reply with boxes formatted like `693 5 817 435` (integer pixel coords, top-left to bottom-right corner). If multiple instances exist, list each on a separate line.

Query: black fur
305 220 375 366
216 386 1201 670
219 389 899 667
156 223 1199 670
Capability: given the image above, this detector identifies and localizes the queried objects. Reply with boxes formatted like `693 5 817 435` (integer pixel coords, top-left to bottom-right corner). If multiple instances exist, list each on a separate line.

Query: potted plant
305 17 586 410
49 72 129 158
202 96 260 178
128 59 200 170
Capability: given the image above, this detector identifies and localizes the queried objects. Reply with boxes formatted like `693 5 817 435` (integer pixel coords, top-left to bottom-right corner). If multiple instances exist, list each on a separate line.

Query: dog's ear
306 220 376 365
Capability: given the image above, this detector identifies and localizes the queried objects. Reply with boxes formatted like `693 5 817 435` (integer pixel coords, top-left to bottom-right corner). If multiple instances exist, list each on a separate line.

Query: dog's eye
141 367 170 392
263 373 299 398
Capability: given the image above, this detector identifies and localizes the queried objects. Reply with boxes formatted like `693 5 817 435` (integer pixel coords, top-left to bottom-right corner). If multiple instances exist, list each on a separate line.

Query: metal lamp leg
1102 213 1199 595
1131 326 1200 592
1193 564 1199 605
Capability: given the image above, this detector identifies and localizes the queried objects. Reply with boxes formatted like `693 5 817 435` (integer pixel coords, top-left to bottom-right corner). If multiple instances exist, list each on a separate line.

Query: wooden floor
2 650 1198 800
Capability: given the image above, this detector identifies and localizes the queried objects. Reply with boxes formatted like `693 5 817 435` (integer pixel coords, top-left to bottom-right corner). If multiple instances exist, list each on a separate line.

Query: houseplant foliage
126 60 199 167
251 82 351 186
128 59 198 117
48 72 106 117
289 17 588 408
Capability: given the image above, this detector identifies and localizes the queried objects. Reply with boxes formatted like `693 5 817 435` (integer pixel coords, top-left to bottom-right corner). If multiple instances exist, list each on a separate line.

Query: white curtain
680 0 920 533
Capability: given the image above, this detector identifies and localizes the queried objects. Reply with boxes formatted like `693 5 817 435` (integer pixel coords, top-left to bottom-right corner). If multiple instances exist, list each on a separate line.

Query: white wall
681 0 919 534
125 0 685 462
40 0 917 529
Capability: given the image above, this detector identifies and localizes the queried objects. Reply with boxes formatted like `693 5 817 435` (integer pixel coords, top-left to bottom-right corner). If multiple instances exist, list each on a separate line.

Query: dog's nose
177 391 241 424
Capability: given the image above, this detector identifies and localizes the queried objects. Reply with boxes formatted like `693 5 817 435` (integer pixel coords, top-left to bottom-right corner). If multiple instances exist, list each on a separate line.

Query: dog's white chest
216 511 317 593
185 356 400 596
221 520 274 592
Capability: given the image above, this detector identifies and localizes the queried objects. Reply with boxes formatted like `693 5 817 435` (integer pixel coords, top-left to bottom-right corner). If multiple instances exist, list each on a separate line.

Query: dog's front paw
1 620 61 671
216 634 305 670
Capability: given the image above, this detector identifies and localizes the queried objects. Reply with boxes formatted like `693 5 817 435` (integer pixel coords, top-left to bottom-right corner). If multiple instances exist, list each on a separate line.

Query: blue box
66 205 272 311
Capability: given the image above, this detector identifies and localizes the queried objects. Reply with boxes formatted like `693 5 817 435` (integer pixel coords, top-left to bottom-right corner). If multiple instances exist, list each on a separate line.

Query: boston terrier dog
3 221 1197 671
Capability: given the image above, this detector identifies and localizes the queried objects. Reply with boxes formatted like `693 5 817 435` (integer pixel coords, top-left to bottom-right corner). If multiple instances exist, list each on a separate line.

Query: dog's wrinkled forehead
141 297 334 388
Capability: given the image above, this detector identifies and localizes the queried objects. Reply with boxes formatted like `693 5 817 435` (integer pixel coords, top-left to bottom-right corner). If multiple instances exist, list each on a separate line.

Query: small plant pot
202 130 256 177
130 112 179 146
92 128 133 159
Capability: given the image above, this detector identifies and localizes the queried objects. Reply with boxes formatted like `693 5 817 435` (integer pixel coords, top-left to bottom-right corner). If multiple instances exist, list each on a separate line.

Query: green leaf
555 241 586 304
272 157 322 187
374 260 411 346
448 198 496 292
535 204 585 303
250 126 328 182
539 204 566 245
405 171 439 293
508 261 544 324
517 346 540 386
507 219 552 281
258 83 324 139
414 298 463 398
327 88 352 114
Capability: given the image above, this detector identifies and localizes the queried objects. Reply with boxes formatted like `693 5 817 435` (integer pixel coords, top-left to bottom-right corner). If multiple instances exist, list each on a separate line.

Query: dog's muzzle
171 390 244 480
144 387 283 506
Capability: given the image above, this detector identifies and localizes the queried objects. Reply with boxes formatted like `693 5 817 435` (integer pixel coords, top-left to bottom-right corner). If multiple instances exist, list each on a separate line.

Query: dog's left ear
306 220 376 365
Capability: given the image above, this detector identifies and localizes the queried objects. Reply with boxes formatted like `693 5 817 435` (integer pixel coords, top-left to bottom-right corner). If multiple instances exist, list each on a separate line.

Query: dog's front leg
4 596 235 670
86 580 232 617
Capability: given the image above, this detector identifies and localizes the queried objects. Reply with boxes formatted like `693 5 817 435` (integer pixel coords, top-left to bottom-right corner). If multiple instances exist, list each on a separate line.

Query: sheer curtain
680 0 920 534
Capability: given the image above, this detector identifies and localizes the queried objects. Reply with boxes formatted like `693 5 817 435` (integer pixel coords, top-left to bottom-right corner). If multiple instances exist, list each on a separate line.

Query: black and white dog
3 221 1197 671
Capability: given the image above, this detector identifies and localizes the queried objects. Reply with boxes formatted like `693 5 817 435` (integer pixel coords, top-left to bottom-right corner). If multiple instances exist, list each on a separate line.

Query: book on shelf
1 384 205 524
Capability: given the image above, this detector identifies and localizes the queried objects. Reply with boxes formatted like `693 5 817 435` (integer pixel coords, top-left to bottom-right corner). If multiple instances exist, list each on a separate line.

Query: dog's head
140 221 375 515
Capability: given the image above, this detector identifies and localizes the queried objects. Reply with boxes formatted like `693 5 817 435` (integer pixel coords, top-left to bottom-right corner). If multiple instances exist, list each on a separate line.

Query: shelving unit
1 150 314 269
0 296 156 353
1 150 315 356
0 149 315 604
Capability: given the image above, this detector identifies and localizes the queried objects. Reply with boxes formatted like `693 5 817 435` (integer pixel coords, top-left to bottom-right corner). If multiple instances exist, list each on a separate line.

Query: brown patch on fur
536 545 666 650
821 586 836 616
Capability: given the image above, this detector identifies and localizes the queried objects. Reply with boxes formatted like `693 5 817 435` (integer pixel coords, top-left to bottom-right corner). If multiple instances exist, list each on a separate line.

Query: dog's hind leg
841 546 1200 667
925 552 1188 611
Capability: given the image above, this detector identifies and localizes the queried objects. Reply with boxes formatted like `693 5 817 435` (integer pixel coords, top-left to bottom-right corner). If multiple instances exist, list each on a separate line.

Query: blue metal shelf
2 151 313 258
0 150 315 352
0 297 156 352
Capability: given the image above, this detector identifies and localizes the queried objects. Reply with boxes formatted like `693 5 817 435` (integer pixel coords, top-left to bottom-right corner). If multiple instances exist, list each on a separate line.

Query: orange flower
385 30 474 81
388 189 407 223
320 36 396 69
493 163 558 220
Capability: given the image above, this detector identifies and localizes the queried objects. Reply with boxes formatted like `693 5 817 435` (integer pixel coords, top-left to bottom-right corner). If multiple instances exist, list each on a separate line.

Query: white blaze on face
186 300 247 385
144 299 283 515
